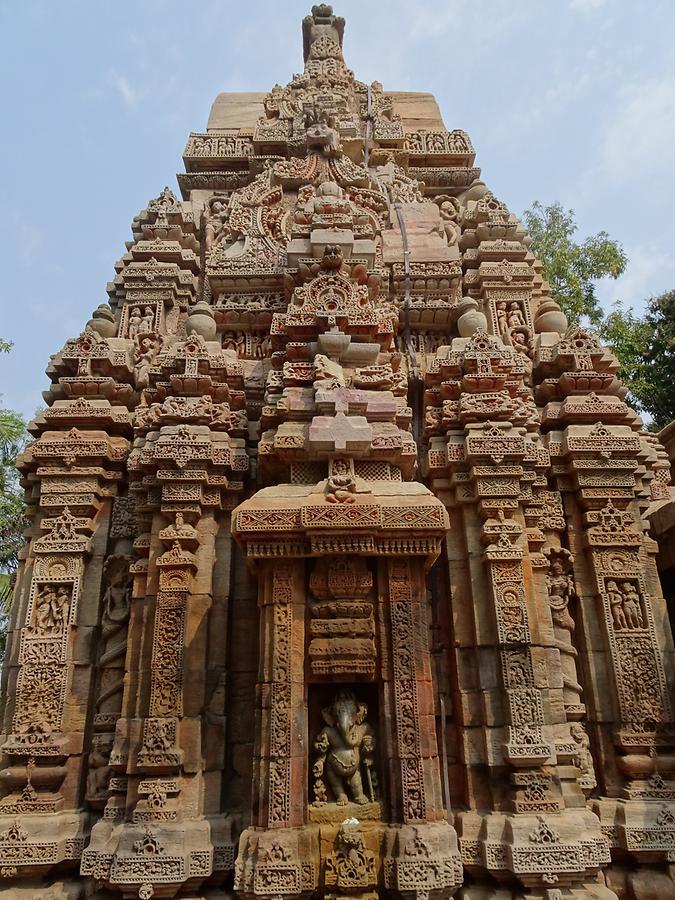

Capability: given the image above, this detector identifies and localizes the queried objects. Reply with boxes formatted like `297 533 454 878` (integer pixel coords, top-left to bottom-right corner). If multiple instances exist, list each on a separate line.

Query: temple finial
302 4 345 63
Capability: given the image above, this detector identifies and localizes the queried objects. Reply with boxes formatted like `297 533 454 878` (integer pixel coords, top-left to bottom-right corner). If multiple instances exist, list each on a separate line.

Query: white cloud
544 70 592 105
601 73 675 184
597 242 675 312
110 73 143 108
569 0 607 11
16 221 44 267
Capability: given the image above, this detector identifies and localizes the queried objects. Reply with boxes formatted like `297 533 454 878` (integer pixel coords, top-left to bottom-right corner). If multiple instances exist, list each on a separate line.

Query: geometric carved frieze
234 495 449 533
234 826 318 898
308 557 376 677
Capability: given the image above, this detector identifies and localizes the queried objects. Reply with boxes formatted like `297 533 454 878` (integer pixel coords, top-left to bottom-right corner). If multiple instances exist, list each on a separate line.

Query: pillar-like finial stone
302 5 345 62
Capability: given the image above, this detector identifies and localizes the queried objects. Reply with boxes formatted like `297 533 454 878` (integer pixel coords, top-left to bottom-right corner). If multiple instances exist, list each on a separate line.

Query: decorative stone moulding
232 483 449 564
1 4 675 900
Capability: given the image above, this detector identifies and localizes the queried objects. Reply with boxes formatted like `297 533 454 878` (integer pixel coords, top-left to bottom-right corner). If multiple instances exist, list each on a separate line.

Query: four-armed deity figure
313 689 376 806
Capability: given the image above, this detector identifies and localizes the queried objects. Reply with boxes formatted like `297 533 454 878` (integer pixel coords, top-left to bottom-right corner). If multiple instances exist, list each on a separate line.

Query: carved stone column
78 188 249 896
234 559 317 900
85 497 135 813
82 404 248 893
426 329 609 893
0 423 129 880
536 326 675 878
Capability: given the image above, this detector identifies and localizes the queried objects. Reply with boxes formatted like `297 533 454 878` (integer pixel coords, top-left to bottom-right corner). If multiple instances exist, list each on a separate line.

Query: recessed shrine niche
306 557 383 823
309 684 382 824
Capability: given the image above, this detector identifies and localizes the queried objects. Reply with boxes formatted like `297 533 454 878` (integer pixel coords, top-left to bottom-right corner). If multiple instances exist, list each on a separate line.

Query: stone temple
2 6 675 899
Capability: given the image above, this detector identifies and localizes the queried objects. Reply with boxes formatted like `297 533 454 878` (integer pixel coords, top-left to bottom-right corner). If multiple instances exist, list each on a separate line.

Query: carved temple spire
1 6 674 900
302 4 345 64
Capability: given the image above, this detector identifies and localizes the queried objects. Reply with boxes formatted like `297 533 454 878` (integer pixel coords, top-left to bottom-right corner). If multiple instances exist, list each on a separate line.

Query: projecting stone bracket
0 811 87 881
234 826 319 900
591 796 675 863
383 821 463 899
456 809 611 892
80 818 215 896
232 481 449 567
234 821 463 900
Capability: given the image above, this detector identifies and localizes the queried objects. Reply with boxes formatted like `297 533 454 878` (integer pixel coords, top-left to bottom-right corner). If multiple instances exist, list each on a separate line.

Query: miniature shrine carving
1 5 674 899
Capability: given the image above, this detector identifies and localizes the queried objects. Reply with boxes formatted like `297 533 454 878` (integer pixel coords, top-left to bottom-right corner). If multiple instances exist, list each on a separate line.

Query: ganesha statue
313 689 377 806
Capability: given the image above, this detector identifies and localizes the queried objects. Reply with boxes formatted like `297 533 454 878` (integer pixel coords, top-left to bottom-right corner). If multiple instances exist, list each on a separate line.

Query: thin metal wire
364 83 372 168
366 118 423 471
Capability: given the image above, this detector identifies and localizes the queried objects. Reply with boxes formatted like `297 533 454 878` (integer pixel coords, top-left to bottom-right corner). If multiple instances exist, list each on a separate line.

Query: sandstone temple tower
2 6 675 899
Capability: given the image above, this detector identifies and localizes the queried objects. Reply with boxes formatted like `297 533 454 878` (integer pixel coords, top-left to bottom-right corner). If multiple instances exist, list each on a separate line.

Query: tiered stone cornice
1 5 675 900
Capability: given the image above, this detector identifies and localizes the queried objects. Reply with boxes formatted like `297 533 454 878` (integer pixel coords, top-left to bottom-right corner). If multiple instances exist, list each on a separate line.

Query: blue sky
1 0 675 419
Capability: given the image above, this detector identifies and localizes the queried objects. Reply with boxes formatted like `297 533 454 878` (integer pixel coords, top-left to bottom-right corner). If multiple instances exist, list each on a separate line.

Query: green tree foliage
617 290 675 430
524 201 675 429
0 409 28 576
597 303 652 416
523 201 627 326
597 293 675 430
0 340 29 665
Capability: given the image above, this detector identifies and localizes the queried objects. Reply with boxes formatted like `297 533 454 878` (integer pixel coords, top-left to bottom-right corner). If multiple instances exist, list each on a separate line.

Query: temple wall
1 5 675 900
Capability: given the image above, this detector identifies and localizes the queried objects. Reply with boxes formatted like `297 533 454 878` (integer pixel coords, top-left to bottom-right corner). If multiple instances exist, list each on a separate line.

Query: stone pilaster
536 327 675 876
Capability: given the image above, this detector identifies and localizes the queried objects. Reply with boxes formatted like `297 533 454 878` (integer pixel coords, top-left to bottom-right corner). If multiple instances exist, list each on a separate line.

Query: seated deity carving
325 459 356 503
313 689 376 806
308 180 352 220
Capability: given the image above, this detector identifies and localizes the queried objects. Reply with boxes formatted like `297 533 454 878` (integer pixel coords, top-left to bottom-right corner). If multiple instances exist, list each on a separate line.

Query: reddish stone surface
1 6 675 900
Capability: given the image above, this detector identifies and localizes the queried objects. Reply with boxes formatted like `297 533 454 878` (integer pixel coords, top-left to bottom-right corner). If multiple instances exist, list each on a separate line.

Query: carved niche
308 558 375 677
